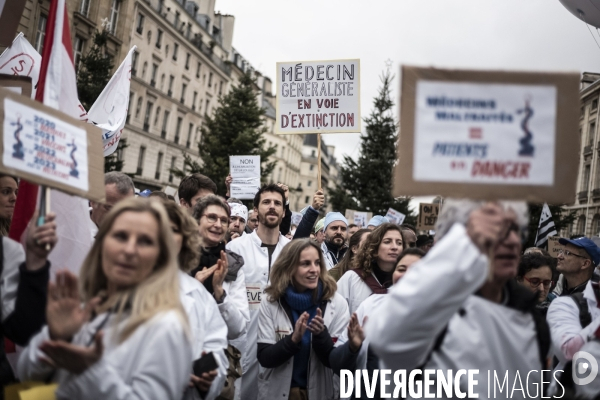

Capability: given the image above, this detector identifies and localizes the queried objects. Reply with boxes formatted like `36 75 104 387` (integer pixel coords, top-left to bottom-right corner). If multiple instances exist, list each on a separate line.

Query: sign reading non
417 203 439 231
275 59 361 134
0 88 104 201
393 66 580 203
385 207 406 225
229 155 260 200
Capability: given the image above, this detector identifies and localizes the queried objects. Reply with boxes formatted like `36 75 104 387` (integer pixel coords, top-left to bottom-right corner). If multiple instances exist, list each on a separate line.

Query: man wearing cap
228 202 248 241
322 212 349 270
547 237 600 379
367 215 390 230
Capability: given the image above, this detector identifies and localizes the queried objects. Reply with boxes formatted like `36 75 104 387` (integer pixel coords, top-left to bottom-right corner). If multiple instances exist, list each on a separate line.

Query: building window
137 146 146 175
79 0 91 17
174 117 182 144
154 106 161 126
141 62 147 79
186 123 193 148
584 164 591 191
311 149 315 157
108 0 120 35
205 99 210 114
192 91 197 111
577 215 586 235
73 36 85 72
309 164 314 171
589 122 596 146
156 29 163 49
168 75 174 97
135 13 144 34
161 110 169 138
180 83 187 104
305 196 310 203
175 11 180 30
219 81 223 95
307 180 312 187
593 214 600 236
127 91 134 123
143 101 153 131
593 99 599 111
34 14 48 54
208 72 213 87
185 53 190 70
169 156 176 183
135 97 143 118
196 62 201 78
131 51 138 76
155 152 163 180
150 63 158 87
173 43 179 61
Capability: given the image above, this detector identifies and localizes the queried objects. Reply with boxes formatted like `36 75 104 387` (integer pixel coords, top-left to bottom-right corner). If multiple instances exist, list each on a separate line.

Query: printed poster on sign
3 97 89 191
230 155 260 200
393 66 580 203
385 208 406 225
275 59 361 134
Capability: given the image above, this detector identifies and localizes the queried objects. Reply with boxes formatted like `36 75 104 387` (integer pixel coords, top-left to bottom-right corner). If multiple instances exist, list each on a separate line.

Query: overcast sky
218 0 599 211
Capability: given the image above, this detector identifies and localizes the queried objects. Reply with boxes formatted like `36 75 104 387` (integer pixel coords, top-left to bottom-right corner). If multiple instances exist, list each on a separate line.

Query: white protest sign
0 33 40 98
413 81 556 185
354 211 368 228
229 155 260 200
291 212 303 226
3 97 89 191
275 59 361 134
385 207 406 225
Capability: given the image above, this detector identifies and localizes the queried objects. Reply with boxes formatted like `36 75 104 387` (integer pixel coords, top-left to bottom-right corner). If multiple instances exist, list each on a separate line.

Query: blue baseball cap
558 237 600 266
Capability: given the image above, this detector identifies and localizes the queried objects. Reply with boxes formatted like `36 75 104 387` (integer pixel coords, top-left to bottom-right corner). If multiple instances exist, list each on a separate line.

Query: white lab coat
366 223 543 399
1 237 25 323
547 280 600 376
18 310 192 399
218 256 250 340
336 270 376 315
226 230 290 400
179 271 229 400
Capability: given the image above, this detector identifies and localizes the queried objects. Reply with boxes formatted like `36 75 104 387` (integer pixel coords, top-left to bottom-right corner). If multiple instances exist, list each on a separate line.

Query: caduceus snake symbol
67 139 79 178
517 97 535 157
11 115 24 160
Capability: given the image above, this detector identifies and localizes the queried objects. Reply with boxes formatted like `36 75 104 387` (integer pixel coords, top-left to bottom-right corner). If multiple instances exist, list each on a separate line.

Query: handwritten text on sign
414 81 556 185
3 98 89 191
276 59 361 134
417 203 439 231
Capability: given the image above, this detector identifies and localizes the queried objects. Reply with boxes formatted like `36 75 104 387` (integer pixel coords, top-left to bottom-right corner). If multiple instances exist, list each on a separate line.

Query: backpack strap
570 292 592 328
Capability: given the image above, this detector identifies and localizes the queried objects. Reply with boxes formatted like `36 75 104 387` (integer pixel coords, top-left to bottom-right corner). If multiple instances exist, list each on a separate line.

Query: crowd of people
1 171 600 399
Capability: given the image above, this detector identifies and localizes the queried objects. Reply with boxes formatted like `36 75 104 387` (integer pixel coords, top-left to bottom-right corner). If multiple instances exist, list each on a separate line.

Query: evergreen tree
330 71 413 222
172 72 276 194
75 30 127 172
525 203 576 248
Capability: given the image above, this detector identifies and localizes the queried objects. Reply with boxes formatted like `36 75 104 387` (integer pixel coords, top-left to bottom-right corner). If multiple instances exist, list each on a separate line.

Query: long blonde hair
264 239 337 303
79 198 187 342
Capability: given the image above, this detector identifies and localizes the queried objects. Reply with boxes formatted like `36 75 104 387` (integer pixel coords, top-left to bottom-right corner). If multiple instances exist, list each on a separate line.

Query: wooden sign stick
317 133 322 189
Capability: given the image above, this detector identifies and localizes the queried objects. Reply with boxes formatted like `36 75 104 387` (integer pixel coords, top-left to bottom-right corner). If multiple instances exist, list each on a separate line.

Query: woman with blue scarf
257 239 350 400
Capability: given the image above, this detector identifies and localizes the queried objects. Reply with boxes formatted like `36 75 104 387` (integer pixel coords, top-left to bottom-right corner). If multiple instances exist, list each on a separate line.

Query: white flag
534 203 557 247
87 46 136 156
0 32 41 98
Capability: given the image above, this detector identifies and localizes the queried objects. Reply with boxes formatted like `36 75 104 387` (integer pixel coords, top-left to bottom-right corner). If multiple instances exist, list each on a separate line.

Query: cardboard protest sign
547 235 562 258
393 66 580 203
385 207 406 225
417 203 439 231
291 212 303 227
0 0 27 47
229 155 260 199
0 75 31 98
275 59 361 134
345 209 373 228
0 88 104 201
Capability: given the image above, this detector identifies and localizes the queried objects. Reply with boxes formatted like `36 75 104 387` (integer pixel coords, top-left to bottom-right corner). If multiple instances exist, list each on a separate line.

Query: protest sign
345 209 373 228
291 212 303 227
417 203 439 231
0 33 40 98
275 59 361 134
0 0 27 47
393 66 580 203
547 235 562 258
0 88 104 201
0 75 31 98
229 155 260 200
385 207 406 225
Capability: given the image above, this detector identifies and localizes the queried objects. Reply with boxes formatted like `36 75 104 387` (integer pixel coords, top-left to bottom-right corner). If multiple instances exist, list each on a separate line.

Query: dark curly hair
352 223 403 277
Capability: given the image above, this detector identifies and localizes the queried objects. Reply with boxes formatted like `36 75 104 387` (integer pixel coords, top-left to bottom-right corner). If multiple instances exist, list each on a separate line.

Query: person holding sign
0 211 57 386
226 184 290 400
0 175 18 236
367 201 551 398
256 239 348 400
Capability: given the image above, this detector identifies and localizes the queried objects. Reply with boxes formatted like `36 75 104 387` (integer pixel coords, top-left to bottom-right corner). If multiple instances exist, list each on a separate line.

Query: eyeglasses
202 213 229 227
558 249 590 260
523 277 553 288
